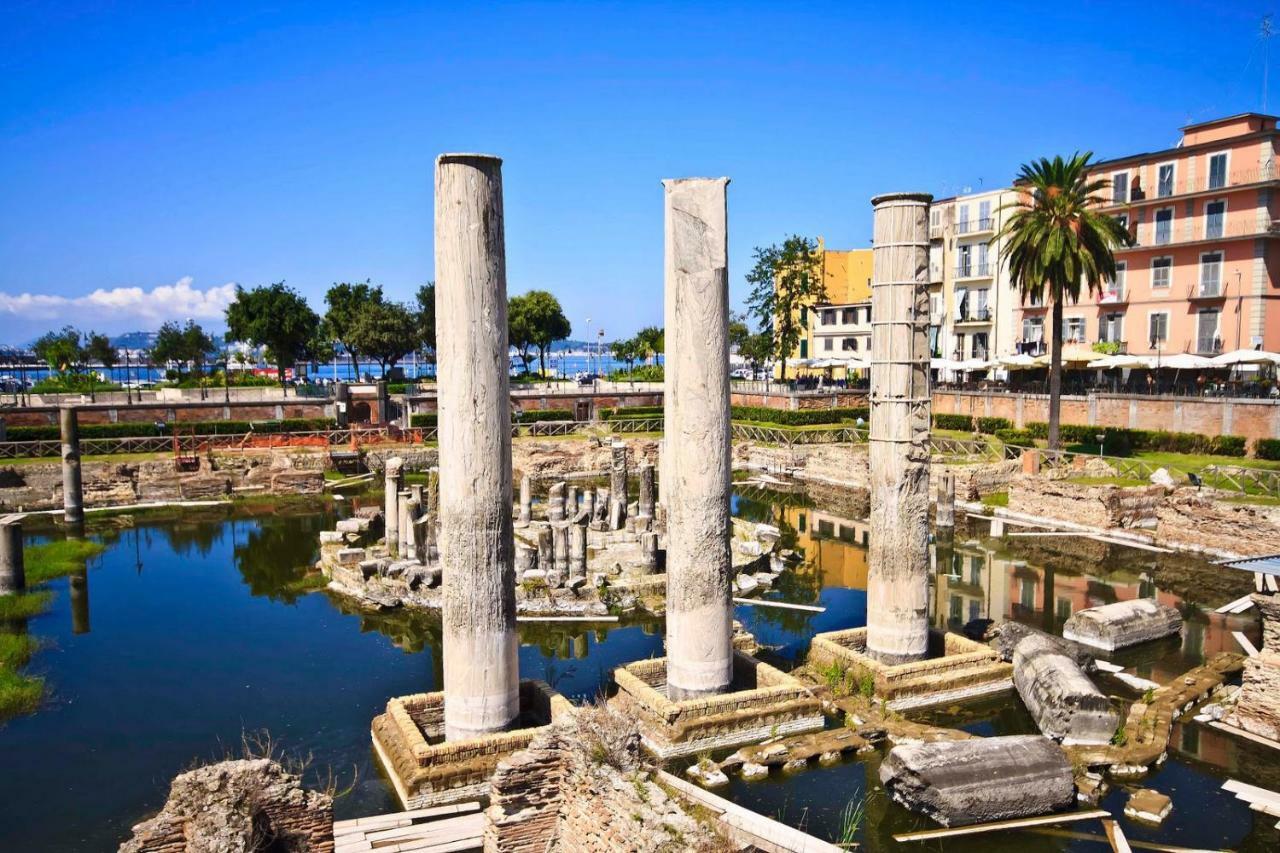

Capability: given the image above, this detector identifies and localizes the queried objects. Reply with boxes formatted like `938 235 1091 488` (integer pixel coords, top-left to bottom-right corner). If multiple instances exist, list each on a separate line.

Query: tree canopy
744 235 825 381
346 300 419 376
32 326 84 373
415 282 436 361
152 320 216 378
225 283 322 385
995 152 1131 449
323 281 383 374
509 290 571 377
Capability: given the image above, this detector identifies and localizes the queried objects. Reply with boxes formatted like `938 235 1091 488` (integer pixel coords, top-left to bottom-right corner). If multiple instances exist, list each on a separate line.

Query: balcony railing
955 262 992 278
1121 219 1280 250
1192 280 1223 299
955 217 995 235
1016 340 1047 356
1102 165 1279 208
1196 337 1225 356
955 306 992 323
1098 286 1126 304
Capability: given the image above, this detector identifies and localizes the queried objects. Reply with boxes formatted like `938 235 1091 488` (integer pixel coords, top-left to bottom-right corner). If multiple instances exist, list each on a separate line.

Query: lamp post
1096 432 1105 459
585 316 592 377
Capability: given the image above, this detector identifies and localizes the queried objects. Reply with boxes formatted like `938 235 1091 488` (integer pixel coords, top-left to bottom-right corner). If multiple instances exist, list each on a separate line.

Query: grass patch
981 491 1009 508
0 591 54 621
0 667 44 719
1221 494 1280 507
0 633 38 670
23 539 105 585
1133 451 1280 472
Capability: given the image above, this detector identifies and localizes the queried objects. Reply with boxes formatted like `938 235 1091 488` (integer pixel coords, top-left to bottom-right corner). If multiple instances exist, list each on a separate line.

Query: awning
1087 354 1152 369
1155 352 1217 370
1219 554 1280 577
1211 349 1280 367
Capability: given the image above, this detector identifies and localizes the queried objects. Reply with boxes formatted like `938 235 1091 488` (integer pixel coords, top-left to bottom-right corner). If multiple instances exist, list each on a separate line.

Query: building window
1200 252 1223 297
822 308 836 326
957 244 972 277
930 207 941 228
799 306 807 327
1208 152 1228 190
841 307 855 324
1112 171 1129 204
1205 200 1225 239
799 339 808 358
977 243 990 275
1063 317 1085 343
1157 162 1175 197
1105 261 1127 301
1151 257 1172 289
842 338 858 352
957 204 970 233
1116 213 1129 232
974 287 989 319
1098 312 1125 344
1197 309 1221 354
978 199 992 230
823 337 833 351
972 332 988 359
1154 208 1174 245
1022 317 1043 342
1148 312 1169 345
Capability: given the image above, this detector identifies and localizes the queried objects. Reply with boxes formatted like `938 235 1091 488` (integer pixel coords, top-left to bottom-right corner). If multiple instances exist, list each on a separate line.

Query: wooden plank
365 814 484 846
1101 818 1133 853
733 597 826 613
892 809 1110 843
516 615 619 623
1232 631 1260 657
1216 594 1255 614
1223 779 1280 808
1027 827 1227 851
335 803 481 833
1207 721 1280 751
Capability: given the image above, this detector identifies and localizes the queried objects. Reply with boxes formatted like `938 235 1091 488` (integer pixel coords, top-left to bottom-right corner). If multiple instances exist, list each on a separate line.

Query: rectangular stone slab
879 735 1074 827
1062 599 1182 651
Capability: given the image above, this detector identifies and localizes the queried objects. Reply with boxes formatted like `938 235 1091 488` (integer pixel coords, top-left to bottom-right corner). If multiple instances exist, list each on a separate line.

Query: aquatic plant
834 797 868 845
0 591 54 621
23 539 105 585
0 667 43 718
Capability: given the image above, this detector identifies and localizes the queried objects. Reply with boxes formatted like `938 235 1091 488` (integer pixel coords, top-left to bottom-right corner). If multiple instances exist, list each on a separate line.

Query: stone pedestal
866 191 932 665
516 474 532 528
1062 599 1183 651
663 176 733 700
435 152 519 741
60 407 84 527
0 515 24 595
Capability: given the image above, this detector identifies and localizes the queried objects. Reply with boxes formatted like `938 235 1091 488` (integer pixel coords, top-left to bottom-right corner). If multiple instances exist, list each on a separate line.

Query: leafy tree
324 280 383 376
225 283 322 386
152 320 215 379
32 326 83 373
183 322 216 377
995 153 1131 449
633 326 664 365
739 330 774 379
346 300 419 377
415 282 436 362
610 336 640 374
507 295 537 375
745 235 825 381
84 332 118 371
514 290 571 377
728 312 752 353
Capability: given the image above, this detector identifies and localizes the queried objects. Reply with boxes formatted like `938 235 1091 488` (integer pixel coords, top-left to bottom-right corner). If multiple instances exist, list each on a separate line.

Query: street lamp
1095 433 1105 458
585 316 592 376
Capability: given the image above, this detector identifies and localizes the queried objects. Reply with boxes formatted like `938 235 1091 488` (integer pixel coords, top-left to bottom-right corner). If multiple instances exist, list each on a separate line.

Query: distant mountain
110 331 158 350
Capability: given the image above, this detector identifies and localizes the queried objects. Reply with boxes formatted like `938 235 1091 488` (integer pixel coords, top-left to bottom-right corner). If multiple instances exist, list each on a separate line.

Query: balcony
955 306 992 324
1099 165 1280 212
1188 280 1225 300
1016 340 1047 356
954 262 993 279
1117 219 1280 253
1097 285 1127 305
955 217 995 236
1195 338 1225 356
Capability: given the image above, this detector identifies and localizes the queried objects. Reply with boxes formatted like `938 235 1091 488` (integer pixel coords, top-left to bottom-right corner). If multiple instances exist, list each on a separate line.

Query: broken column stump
1013 632 1118 745
879 735 1073 827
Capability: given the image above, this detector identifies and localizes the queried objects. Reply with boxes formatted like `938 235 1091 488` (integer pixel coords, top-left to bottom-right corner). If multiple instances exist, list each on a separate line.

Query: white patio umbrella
999 353 1041 370
1211 348 1280 367
955 358 995 371
1087 354 1152 369
1156 352 1217 370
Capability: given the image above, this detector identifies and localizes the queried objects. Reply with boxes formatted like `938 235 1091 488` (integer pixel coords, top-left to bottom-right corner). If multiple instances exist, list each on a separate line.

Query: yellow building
773 241 874 378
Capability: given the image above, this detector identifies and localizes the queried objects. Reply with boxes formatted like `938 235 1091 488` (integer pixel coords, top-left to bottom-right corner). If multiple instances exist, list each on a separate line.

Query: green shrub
607 365 664 382
514 408 574 423
976 416 1012 434
410 412 438 428
933 413 973 431
1256 438 1280 461
995 428 1035 446
600 406 664 421
1023 422 1244 458
730 405 869 426
7 417 336 442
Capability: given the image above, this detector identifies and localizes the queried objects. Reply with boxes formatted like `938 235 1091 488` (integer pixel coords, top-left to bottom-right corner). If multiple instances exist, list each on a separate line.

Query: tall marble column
663 177 733 699
384 457 403 556
60 408 84 527
0 515 24 595
866 192 933 665
436 153 519 740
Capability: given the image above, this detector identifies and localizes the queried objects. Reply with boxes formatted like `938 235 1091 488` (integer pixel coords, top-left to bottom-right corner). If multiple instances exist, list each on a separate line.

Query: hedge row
1255 438 1280 461
6 418 336 441
600 406 664 420
995 428 1036 446
411 409 575 428
606 405 872 426
977 416 1012 434
1020 422 1247 457
932 414 973 431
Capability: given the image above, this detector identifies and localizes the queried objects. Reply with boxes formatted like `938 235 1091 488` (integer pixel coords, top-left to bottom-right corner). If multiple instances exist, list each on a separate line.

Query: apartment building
928 187 1022 361
1044 112 1280 357
775 243 873 376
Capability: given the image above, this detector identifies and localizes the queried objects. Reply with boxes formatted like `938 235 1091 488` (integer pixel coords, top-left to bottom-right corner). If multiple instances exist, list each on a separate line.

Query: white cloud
0 277 238 339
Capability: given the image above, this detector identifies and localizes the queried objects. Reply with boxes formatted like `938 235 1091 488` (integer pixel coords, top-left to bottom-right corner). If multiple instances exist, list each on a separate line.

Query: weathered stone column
516 474 532 528
569 523 587 581
581 489 595 522
936 470 955 529
640 530 659 574
384 457 404 556
663 177 733 699
536 527 554 576
398 489 415 558
0 515 25 595
637 462 656 524
866 192 933 665
550 525 568 587
435 152 519 740
403 497 421 561
566 485 578 517
609 442 628 529
547 482 566 523
60 408 84 527
514 543 537 582
426 466 440 517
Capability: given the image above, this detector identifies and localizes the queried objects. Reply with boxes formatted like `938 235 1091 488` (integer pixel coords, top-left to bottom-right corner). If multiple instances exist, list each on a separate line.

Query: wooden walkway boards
333 802 483 853
657 770 842 853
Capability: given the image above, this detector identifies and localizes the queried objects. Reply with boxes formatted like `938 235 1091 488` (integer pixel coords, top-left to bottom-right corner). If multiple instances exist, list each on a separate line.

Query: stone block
1013 633 1118 745
336 548 365 565
319 530 343 545
879 735 1073 827
1063 599 1182 651
1124 788 1172 824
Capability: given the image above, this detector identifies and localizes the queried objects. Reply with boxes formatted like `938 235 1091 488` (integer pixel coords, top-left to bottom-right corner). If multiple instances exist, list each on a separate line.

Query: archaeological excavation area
2 164 1279 853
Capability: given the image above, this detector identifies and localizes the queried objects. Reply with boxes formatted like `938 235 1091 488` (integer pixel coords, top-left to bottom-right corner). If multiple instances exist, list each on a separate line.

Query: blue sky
0 0 1270 342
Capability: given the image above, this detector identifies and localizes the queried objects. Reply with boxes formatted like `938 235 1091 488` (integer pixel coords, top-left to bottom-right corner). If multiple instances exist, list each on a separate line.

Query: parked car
576 373 600 386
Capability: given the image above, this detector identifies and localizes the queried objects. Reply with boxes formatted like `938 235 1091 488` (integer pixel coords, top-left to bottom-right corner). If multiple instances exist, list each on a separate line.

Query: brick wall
0 400 331 428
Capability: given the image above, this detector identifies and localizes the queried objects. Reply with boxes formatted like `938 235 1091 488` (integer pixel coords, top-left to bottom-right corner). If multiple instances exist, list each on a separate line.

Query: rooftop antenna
1264 14 1274 112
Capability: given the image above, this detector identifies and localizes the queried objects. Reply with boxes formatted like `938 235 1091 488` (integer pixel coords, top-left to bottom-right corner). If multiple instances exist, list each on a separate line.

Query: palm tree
996 152 1132 450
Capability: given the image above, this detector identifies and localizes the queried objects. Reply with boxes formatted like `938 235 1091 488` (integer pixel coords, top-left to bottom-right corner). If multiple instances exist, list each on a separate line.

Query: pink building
1021 113 1280 356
